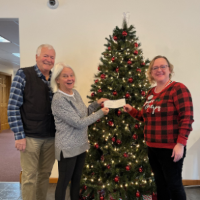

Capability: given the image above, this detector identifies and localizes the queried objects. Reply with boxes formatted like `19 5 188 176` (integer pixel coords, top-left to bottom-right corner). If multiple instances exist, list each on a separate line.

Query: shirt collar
57 89 76 101
34 65 52 80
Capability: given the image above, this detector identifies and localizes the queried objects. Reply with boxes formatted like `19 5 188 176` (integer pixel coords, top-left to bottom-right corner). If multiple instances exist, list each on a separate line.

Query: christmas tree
80 19 156 200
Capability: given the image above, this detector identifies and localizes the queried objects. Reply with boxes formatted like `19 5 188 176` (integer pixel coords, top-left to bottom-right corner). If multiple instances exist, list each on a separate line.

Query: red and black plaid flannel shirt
128 81 194 149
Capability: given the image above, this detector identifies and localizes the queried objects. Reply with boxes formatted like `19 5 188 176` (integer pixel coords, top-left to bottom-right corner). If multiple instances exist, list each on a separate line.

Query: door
0 73 11 132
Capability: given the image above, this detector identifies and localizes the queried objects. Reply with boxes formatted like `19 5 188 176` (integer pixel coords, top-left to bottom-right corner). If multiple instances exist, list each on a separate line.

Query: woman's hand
123 104 133 113
171 143 184 162
97 98 109 105
101 107 109 115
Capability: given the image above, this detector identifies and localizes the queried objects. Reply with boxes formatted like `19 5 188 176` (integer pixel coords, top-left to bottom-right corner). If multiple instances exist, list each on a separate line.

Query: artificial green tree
80 19 156 200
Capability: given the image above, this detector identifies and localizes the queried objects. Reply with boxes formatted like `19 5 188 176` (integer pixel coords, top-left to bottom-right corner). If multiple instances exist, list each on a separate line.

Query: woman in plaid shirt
124 56 194 200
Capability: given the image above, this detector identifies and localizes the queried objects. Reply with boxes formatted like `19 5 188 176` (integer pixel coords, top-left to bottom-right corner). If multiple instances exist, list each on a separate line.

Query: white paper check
104 99 126 109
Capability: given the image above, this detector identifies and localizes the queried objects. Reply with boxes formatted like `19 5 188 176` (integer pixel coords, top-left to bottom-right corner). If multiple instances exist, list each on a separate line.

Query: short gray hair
36 44 55 56
50 62 75 93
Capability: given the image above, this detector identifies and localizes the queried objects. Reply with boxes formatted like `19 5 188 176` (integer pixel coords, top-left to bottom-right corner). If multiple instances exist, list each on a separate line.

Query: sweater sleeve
73 90 100 115
88 101 100 115
172 83 194 146
52 96 104 130
128 107 144 122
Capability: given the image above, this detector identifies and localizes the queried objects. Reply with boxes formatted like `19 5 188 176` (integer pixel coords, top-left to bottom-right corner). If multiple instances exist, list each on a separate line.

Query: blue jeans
148 146 186 200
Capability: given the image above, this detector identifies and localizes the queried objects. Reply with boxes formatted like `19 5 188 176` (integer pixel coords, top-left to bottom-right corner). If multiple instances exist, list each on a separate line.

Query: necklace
146 80 172 113
154 80 172 93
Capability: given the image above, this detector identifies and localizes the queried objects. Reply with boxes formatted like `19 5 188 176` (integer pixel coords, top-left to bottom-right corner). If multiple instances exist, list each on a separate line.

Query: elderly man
7 44 56 200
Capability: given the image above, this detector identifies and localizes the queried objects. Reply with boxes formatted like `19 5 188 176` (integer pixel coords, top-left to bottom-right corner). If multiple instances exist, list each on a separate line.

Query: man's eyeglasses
152 65 168 71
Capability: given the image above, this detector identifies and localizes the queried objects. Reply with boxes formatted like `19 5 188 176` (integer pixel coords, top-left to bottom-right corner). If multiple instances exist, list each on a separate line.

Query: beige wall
0 64 13 77
0 0 200 179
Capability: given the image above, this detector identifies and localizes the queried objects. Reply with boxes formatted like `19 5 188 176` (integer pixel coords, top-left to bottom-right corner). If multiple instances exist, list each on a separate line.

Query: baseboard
21 174 200 186
182 180 200 186
48 178 200 186
49 178 58 183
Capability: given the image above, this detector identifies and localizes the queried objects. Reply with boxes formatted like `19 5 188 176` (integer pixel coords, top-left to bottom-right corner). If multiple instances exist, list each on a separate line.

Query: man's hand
15 138 26 152
171 143 184 162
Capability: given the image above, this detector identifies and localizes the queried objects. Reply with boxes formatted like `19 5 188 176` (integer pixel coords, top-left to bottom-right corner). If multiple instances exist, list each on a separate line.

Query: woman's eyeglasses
152 65 168 71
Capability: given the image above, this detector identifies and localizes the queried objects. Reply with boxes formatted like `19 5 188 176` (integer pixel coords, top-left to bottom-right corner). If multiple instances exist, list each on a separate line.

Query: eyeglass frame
151 65 169 71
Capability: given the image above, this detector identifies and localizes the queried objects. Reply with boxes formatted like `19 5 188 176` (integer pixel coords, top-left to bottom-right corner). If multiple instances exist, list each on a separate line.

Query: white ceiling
0 18 20 70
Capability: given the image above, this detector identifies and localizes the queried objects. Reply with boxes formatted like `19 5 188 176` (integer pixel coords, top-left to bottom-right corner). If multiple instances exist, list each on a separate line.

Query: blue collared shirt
7 65 53 140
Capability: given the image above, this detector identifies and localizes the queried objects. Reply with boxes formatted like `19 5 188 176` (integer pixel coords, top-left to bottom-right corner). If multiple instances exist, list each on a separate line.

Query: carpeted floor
0 129 21 182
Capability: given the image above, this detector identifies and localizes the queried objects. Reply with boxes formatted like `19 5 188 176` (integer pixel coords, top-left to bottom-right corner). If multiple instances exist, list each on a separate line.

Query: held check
104 99 126 109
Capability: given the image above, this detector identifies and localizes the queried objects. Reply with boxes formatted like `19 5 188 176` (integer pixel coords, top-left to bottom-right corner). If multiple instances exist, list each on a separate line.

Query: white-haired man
8 44 56 200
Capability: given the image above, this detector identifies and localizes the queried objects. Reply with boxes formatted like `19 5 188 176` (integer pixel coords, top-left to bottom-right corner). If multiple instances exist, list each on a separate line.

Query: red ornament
125 93 130 99
108 121 114 126
117 110 122 116
123 153 128 158
100 196 104 200
98 66 101 71
113 36 118 41
107 164 111 169
127 60 132 65
136 68 141 73
134 50 138 55
116 67 119 73
132 134 138 140
113 91 117 96
91 92 95 97
114 176 119 183
141 62 145 66
122 31 128 36
101 104 104 108
134 124 140 129
108 46 111 50
134 43 138 47
98 89 102 93
95 79 99 83
94 144 99 149
91 172 95 176
116 139 122 145
111 57 115 62
152 192 157 197
100 74 106 79
101 155 104 161
125 165 131 171
141 91 146 96
128 77 133 83
111 137 116 142
83 185 87 190
97 119 101 123
139 166 143 173
136 190 140 197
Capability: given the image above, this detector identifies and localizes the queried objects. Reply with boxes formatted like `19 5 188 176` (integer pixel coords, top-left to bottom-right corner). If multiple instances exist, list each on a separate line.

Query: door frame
0 72 12 132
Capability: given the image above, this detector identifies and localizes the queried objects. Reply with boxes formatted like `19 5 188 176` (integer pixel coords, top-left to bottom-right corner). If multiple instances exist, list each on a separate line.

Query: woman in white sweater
51 63 109 200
